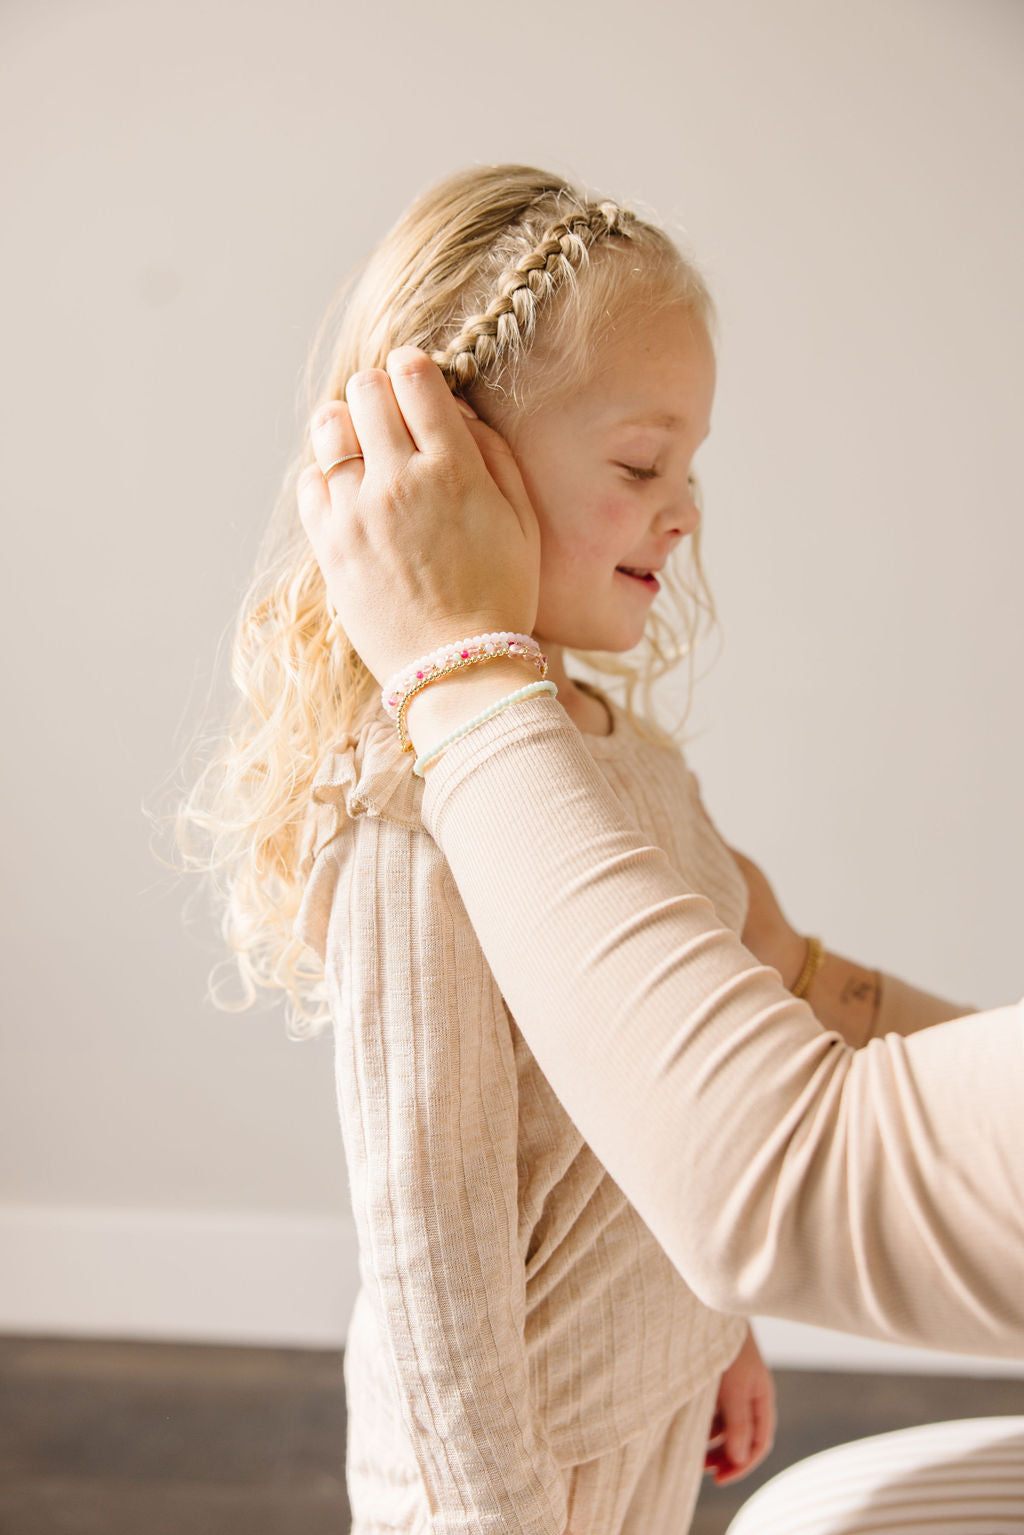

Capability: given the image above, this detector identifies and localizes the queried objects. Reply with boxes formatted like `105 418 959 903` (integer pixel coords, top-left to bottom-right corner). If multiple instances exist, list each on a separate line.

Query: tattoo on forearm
839 975 880 1010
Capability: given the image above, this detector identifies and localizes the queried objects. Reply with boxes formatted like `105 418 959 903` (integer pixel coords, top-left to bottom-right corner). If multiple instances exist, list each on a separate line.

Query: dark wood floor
4 1334 1024 1533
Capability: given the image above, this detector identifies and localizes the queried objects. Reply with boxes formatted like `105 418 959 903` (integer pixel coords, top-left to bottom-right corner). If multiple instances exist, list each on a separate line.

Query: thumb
460 414 540 543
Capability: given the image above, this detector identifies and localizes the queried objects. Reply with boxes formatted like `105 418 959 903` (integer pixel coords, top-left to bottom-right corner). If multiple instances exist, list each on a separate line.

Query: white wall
1 0 1021 1375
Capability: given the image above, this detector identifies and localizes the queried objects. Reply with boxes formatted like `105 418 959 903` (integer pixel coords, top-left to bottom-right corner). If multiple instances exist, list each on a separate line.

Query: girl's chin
538 633 646 657
534 606 650 655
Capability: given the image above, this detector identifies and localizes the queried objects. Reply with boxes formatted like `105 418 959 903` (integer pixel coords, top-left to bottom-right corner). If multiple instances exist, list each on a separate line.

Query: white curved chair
724 1415 1024 1533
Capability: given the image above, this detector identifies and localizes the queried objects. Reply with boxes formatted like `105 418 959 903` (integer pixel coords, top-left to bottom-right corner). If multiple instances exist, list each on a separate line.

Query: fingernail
347 370 381 391
456 399 478 419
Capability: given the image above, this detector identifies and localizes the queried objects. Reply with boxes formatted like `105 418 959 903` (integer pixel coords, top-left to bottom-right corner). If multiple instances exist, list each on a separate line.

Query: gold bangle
791 936 826 998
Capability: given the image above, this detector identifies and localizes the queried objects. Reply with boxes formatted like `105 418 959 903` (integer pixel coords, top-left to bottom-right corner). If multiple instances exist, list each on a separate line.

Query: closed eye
620 465 699 488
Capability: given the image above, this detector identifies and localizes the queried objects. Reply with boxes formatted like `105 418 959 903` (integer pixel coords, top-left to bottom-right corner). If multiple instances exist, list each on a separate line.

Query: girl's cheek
592 494 638 542
540 488 634 561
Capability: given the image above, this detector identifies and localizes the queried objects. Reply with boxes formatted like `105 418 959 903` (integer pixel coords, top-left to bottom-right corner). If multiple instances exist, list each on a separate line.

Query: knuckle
434 450 472 492
392 358 434 382
379 465 425 511
311 402 341 432
415 446 471 495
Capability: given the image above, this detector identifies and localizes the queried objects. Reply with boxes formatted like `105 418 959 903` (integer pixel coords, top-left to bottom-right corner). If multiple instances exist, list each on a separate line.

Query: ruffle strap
294 713 426 959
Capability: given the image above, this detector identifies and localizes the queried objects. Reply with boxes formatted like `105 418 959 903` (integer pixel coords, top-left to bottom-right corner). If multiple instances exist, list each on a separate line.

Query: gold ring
323 453 364 482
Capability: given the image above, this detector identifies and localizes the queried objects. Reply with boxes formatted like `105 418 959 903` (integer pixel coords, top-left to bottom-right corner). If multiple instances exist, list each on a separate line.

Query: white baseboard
3 1205 1022 1377
753 1317 1024 1379
0 1204 361 1349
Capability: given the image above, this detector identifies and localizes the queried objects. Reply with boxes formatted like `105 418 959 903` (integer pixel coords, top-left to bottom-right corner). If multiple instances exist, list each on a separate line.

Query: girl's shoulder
294 706 429 964
300 705 424 868
319 705 421 820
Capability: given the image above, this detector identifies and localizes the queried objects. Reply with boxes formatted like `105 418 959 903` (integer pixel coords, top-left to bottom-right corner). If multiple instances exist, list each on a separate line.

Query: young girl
178 163 969 1534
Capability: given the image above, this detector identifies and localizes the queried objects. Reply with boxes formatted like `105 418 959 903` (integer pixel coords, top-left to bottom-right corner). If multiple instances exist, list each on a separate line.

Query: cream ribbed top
294 684 986 1535
296 688 750 1533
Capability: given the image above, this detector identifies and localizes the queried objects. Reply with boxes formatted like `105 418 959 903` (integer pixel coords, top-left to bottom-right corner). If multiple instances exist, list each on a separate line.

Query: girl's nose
656 491 701 540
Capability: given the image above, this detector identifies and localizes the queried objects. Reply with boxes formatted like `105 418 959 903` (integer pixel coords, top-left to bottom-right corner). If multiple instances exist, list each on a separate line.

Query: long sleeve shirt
294 686 980 1534
295 691 750 1533
412 689 1024 1363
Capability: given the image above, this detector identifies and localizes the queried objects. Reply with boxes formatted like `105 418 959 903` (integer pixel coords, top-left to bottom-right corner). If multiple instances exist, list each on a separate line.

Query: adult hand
729 846 807 990
688 775 807 991
296 346 542 686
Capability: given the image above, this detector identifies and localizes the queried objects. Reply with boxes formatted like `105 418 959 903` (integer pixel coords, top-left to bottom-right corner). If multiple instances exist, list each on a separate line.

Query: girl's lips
616 567 661 594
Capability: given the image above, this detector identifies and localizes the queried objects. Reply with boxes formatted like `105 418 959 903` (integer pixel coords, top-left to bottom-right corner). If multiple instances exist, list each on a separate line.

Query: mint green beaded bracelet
412 680 559 778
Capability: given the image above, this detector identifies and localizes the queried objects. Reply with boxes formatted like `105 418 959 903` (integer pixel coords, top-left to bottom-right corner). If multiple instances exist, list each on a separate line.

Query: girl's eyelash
620 465 700 487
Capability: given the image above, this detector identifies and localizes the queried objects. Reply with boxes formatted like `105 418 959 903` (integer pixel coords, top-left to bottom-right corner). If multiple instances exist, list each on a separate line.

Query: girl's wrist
404 658 545 765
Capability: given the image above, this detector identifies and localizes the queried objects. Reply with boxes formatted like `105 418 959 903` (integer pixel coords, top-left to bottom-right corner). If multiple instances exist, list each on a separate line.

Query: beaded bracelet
393 641 547 754
412 681 558 778
397 650 546 753
382 631 539 716
383 632 544 743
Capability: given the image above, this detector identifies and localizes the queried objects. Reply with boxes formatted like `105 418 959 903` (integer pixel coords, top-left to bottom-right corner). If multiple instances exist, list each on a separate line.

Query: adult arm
417 691 1024 1360
321 814 568 1535
726 843 976 1046
870 968 975 1037
805 958 974 1044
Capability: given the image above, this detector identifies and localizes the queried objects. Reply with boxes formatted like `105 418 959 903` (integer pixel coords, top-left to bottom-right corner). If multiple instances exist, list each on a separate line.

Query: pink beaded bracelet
381 632 541 716
382 633 547 753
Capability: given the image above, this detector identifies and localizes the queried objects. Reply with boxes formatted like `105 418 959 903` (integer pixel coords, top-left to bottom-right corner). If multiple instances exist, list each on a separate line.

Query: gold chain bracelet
396 650 546 753
791 935 826 998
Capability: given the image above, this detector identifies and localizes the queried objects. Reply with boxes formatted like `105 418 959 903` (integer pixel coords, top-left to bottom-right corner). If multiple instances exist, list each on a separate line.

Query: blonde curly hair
160 162 721 1041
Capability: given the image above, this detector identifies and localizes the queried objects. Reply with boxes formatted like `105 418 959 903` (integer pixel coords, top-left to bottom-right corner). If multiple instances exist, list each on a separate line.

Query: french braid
430 200 638 393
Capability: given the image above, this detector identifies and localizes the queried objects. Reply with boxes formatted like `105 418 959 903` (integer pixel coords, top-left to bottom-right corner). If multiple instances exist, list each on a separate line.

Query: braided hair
314 164 712 430
431 200 639 395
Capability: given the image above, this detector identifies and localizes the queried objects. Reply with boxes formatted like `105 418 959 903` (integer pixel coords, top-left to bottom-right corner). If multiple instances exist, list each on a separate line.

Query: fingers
705 1385 776 1486
296 462 332 536
339 348 539 548
309 400 365 488
468 421 538 538
749 1390 776 1467
300 401 363 562
345 365 418 466
314 349 482 489
384 345 474 455
723 1404 752 1474
328 348 475 483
